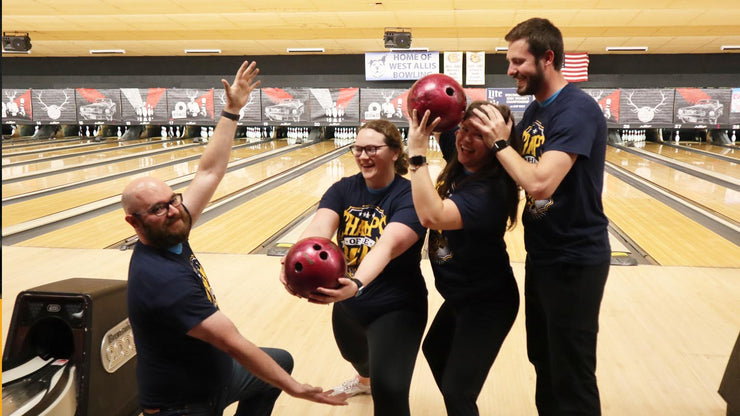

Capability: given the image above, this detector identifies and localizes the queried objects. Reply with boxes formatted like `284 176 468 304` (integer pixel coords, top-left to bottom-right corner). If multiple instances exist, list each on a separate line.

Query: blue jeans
156 348 293 416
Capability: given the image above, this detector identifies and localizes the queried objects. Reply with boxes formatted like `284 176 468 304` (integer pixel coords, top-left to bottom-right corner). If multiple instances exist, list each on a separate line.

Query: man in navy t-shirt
122 61 347 416
476 18 611 415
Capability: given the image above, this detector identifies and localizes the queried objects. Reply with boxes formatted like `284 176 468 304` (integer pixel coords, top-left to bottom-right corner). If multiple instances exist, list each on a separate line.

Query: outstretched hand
221 60 261 114
469 104 513 149
406 109 441 155
288 383 349 406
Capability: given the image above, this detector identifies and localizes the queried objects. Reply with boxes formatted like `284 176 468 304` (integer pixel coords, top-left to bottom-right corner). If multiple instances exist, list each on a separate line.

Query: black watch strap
491 139 509 153
350 278 364 297
409 155 427 166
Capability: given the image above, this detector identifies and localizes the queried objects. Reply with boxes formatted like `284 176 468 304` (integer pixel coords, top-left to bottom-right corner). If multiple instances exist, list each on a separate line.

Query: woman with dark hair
280 119 428 416
406 102 522 415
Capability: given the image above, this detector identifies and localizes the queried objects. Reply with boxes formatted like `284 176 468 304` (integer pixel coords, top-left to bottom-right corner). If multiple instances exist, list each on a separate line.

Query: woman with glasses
406 102 522 415
280 119 428 416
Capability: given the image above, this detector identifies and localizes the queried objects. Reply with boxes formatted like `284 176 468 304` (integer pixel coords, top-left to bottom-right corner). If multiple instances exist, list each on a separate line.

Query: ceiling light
90 49 126 54
605 46 648 52
286 47 325 53
184 49 221 54
495 47 508 52
720 45 740 51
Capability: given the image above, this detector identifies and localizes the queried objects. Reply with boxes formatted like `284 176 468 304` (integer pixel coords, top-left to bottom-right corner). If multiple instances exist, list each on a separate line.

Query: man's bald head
121 177 172 215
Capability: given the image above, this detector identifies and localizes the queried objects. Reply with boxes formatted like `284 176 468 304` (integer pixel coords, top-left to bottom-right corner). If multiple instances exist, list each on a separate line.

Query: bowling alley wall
2 53 740 131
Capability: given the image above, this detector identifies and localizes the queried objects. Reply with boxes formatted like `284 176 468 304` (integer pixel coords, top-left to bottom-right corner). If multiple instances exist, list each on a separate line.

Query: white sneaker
330 375 371 397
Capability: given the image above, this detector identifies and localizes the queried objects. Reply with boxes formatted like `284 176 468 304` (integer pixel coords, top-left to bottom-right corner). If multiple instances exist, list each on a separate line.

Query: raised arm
406 109 464 230
474 104 575 200
183 61 261 224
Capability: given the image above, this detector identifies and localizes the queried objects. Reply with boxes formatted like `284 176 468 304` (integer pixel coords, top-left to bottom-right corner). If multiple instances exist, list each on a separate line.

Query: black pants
152 348 291 416
525 259 610 416
332 303 427 416
422 278 519 416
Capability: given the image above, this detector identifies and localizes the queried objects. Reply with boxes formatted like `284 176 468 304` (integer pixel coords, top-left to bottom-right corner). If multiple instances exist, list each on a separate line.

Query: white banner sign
465 51 486 85
365 51 440 81
444 52 463 85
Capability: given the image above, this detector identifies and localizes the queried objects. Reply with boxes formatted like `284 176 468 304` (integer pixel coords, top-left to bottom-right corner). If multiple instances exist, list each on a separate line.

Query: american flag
562 52 589 82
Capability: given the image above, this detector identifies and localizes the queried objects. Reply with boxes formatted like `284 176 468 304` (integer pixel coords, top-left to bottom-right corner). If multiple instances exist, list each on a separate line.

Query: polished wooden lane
1 139 290 199
12 141 342 248
1 139 201 178
189 153 359 254
640 143 739 176
606 147 740 223
1 137 154 163
2 140 292 228
3 246 737 415
679 142 739 158
1 136 83 150
601 171 740 267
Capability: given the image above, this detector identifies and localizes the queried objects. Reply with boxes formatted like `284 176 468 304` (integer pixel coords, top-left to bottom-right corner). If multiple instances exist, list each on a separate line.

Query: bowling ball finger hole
319 251 328 260
445 87 455 96
294 262 303 272
313 244 322 250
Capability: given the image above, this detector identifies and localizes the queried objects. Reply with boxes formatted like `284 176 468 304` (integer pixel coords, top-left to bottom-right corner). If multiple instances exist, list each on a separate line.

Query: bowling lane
640 142 739 176
2 137 101 156
189 153 359 254
2 139 291 199
1 139 200 178
1 136 82 150
1 137 151 161
606 147 740 223
13 140 342 248
602 171 740 267
679 142 739 158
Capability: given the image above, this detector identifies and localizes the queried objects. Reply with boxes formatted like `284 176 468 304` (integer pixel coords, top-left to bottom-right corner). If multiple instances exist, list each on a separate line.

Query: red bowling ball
407 73 467 132
284 237 346 298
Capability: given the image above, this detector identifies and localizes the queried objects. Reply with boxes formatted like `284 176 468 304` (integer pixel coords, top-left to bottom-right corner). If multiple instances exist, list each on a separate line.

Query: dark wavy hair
357 119 409 175
505 17 564 71
436 101 522 230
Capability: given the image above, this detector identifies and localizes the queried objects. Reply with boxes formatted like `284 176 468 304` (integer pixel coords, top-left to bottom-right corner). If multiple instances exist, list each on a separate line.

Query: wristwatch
349 277 365 297
409 155 427 167
409 155 427 172
490 139 509 154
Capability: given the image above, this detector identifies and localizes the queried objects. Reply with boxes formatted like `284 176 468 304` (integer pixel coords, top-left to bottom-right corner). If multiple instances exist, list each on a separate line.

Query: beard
141 207 192 249
516 59 545 96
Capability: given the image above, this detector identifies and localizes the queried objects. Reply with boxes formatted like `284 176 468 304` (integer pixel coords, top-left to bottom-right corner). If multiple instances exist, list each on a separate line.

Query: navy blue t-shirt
428 172 516 305
127 241 232 408
319 173 427 320
517 83 611 265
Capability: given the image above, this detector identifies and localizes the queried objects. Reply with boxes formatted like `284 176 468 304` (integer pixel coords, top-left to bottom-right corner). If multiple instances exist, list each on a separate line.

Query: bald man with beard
122 61 347 416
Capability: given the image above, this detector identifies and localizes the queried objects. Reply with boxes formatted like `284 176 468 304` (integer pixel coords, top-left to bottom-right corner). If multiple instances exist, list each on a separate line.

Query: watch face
409 155 426 166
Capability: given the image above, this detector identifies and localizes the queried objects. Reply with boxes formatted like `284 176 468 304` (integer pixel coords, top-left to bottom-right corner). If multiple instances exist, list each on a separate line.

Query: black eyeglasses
135 193 183 217
349 144 388 156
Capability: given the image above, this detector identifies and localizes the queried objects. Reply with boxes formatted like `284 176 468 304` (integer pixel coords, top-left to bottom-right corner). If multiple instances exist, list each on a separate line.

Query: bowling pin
161 126 167 138
732 130 736 145
117 126 122 138
674 130 680 144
